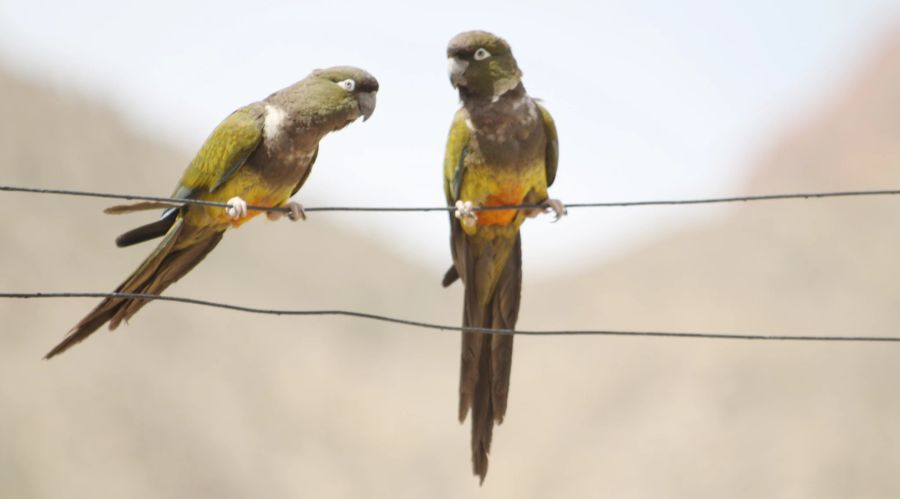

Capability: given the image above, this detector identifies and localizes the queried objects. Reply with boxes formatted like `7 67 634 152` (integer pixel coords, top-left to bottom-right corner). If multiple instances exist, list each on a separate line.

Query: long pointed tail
459 234 522 483
44 219 223 359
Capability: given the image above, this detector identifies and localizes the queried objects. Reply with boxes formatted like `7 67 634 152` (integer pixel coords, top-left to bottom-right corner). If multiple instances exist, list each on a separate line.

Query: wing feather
537 103 558 187
178 103 266 195
442 109 473 287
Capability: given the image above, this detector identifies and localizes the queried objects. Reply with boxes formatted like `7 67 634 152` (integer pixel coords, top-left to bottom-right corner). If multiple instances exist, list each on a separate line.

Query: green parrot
45 66 378 359
441 31 565 482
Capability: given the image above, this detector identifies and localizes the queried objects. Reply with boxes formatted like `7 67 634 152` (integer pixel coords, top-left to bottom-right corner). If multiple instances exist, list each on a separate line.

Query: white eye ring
473 48 491 61
336 79 355 91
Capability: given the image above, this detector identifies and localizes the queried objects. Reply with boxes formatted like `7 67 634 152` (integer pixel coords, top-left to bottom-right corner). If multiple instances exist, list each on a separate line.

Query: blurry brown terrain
2 30 900 498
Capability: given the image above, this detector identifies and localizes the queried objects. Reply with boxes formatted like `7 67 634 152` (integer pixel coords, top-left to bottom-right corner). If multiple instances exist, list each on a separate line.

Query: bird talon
543 198 567 222
266 201 306 221
286 201 306 221
226 196 248 219
454 200 478 228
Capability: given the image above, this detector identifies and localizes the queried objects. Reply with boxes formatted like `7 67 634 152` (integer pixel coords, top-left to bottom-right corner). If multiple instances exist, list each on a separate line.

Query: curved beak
448 57 468 88
358 91 376 122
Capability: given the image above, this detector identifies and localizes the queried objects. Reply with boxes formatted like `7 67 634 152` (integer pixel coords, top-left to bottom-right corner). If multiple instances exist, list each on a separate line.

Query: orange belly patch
228 211 263 228
477 185 525 226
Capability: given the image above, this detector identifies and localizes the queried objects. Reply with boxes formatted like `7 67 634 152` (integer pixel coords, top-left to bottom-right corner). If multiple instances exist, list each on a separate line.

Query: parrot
441 31 565 482
44 66 378 359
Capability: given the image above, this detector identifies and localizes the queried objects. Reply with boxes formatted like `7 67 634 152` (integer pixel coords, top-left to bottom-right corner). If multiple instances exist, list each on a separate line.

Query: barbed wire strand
2 292 898 342
3 184 900 213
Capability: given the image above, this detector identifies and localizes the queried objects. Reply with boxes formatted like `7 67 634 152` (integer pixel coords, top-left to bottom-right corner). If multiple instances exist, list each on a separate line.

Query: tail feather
442 265 460 287
104 201 182 215
44 219 223 359
458 241 489 422
490 236 521 422
114 210 178 247
489 333 514 423
110 232 222 327
469 331 494 483
458 330 485 422
459 233 522 483
44 306 122 359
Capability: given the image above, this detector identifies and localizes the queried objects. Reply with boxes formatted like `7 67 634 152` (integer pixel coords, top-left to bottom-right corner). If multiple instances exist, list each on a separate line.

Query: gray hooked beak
358 91 376 121
448 57 469 88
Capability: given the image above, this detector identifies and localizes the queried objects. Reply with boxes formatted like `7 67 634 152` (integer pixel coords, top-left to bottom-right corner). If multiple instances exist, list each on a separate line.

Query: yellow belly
185 170 295 229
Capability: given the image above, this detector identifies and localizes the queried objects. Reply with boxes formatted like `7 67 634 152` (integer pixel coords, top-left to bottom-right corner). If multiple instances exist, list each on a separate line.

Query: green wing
177 103 265 195
441 109 474 287
537 103 558 187
444 109 472 205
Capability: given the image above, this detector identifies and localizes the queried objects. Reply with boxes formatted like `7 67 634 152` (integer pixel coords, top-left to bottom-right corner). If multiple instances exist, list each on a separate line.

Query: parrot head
305 66 379 126
447 30 522 100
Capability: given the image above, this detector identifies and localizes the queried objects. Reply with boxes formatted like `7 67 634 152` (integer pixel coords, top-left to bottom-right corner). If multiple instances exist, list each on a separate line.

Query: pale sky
1 0 898 274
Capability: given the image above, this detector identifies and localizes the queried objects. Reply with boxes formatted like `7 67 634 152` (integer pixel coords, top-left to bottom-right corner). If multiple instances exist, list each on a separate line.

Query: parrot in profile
441 31 565 482
45 66 379 359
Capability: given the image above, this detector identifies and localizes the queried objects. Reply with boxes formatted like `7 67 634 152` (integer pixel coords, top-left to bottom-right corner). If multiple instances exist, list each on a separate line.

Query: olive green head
447 30 522 100
293 66 379 127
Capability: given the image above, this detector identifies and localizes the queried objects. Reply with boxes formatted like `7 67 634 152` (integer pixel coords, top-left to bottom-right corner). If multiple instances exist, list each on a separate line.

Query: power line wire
3 291 898 343
3 184 900 214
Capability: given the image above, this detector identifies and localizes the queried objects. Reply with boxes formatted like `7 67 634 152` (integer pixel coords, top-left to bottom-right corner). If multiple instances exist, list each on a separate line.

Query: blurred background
2 1 900 497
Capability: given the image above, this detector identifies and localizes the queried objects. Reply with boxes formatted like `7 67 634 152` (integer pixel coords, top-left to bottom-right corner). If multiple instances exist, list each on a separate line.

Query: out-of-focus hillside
2 28 900 498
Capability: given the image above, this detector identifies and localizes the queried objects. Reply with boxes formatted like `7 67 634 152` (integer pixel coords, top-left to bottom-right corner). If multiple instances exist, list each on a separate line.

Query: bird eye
336 79 356 91
473 48 491 61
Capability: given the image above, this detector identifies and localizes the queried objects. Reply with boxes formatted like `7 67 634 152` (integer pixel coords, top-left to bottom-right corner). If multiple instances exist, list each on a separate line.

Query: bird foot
543 198 567 222
286 202 306 221
226 196 248 219
454 200 478 228
266 201 306 221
